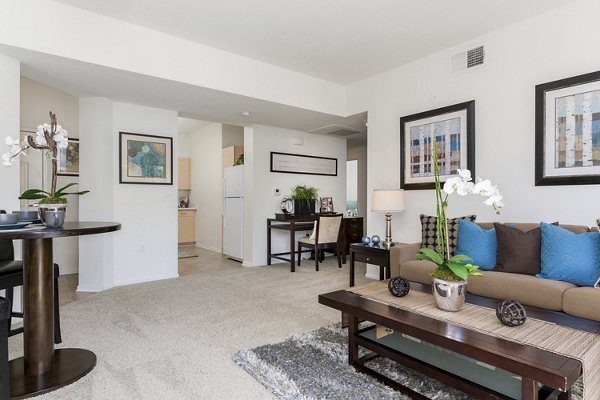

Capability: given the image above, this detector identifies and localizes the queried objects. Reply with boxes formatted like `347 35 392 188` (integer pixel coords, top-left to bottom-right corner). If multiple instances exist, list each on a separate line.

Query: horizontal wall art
535 70 600 186
400 101 475 190
270 151 337 176
119 132 173 185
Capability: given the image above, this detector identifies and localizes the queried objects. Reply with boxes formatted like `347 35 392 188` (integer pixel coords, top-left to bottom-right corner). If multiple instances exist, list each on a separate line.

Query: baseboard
113 273 179 288
76 284 108 293
195 243 222 253
241 261 258 267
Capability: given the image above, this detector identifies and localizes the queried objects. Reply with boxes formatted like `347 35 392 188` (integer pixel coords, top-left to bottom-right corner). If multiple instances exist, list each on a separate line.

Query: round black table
0 222 121 399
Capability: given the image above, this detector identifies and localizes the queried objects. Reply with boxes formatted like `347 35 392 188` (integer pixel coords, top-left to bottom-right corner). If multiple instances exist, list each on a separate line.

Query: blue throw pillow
537 222 600 287
456 219 497 270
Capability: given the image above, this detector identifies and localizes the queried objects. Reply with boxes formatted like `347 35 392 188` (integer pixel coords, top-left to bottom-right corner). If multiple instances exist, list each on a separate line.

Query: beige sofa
390 223 600 322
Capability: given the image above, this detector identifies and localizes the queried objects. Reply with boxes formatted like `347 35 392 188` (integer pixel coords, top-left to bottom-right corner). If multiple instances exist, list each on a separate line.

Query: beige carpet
8 248 370 399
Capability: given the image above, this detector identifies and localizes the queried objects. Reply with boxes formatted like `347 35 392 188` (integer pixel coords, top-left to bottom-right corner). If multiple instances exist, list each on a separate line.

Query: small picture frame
57 138 79 176
320 197 333 213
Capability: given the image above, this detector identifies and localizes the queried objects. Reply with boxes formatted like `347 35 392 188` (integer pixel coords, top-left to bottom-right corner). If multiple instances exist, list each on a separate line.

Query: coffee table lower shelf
319 290 580 400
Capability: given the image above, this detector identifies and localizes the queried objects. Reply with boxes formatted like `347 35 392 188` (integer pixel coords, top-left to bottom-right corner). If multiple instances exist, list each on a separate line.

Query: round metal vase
432 278 467 312
38 205 67 228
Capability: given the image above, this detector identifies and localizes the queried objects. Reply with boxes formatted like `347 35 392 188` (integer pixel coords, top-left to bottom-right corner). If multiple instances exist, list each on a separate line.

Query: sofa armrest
389 242 421 278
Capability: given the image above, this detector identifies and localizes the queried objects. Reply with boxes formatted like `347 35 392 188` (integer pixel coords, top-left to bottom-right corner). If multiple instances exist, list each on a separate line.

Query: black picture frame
535 70 600 186
119 132 173 185
400 100 475 190
270 151 337 176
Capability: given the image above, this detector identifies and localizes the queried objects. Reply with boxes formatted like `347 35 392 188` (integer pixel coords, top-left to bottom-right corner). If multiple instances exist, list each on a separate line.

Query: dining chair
297 215 343 271
0 239 62 344
0 296 9 400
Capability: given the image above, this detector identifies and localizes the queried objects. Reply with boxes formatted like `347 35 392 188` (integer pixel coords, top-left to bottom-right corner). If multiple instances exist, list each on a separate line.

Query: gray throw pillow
420 214 476 257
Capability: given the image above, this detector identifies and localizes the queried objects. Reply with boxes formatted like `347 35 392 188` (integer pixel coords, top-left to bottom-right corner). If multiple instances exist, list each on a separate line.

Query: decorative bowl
0 214 18 225
12 210 39 221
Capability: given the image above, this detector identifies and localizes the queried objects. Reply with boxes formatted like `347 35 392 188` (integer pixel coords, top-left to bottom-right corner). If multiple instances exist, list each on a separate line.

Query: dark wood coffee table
319 287 582 400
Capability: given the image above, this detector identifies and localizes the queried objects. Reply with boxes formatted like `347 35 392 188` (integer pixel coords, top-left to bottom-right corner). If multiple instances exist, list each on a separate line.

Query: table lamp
372 189 406 248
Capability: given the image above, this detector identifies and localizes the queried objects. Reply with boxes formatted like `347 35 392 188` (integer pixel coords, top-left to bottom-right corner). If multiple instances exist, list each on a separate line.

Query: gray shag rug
234 323 474 400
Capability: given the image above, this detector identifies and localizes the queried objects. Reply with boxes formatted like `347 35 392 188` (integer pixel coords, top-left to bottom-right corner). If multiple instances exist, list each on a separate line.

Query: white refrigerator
223 165 244 261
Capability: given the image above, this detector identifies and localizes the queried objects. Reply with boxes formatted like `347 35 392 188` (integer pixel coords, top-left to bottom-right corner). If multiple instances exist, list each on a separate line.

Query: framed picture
119 132 173 185
535 70 600 186
400 101 475 190
270 152 337 176
57 138 79 176
320 197 333 212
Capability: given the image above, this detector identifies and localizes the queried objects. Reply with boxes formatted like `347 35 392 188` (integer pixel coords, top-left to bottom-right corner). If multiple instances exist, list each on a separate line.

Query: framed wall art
535 70 600 186
57 138 79 176
270 152 337 176
400 100 475 190
119 132 173 185
320 197 333 212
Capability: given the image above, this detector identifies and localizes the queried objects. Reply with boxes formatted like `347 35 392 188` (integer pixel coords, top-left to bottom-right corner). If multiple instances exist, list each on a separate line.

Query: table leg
348 315 359 366
379 265 384 281
350 251 355 287
521 378 539 400
290 221 296 272
267 220 272 265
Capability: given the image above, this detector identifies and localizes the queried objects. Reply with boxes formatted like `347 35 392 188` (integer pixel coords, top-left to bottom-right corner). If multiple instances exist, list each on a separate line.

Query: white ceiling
52 0 575 84
5 0 576 148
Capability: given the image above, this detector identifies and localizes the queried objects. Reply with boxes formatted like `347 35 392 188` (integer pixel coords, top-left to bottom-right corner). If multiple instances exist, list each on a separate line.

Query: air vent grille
467 46 485 68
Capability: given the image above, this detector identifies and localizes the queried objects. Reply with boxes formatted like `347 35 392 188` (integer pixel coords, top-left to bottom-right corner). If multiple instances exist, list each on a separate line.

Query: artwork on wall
57 138 79 176
270 152 337 176
535 70 600 186
320 197 333 212
119 132 173 185
400 100 475 190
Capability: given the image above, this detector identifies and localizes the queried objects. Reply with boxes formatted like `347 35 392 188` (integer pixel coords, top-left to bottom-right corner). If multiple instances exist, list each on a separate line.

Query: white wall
178 133 190 158
188 123 223 252
245 125 347 267
348 0 600 244
222 124 244 148
20 77 80 274
79 99 178 291
0 54 20 218
347 145 367 224
0 1 346 116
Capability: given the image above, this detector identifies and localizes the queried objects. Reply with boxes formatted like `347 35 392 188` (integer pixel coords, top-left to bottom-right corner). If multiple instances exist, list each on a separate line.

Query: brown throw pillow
494 223 542 275
420 214 476 257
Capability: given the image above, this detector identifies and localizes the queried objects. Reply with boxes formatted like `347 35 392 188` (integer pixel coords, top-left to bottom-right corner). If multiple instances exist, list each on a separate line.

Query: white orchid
473 179 497 197
2 153 12 167
457 168 472 182
441 170 503 214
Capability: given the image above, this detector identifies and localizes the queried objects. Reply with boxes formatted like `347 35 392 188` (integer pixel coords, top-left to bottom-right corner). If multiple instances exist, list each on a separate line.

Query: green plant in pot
416 139 503 311
3 111 89 227
289 184 318 214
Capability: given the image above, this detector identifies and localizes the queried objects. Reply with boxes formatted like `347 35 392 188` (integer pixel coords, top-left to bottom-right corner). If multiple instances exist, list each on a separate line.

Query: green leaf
447 262 468 281
54 182 79 196
19 189 50 200
449 254 473 263
416 248 444 266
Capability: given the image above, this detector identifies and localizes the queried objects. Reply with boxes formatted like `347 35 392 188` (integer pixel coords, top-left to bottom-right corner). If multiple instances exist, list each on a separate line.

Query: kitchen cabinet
178 158 192 190
222 146 243 172
178 209 196 245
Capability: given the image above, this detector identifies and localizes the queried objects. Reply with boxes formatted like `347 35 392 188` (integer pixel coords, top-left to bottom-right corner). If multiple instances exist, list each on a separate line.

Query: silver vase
38 205 67 228
432 278 467 312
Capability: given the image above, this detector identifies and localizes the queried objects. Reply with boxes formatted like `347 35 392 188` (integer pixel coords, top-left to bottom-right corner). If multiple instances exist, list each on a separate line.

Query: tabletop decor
535 70 600 186
417 139 503 311
288 184 318 214
2 111 89 227
400 100 475 190
496 300 527 327
388 277 410 297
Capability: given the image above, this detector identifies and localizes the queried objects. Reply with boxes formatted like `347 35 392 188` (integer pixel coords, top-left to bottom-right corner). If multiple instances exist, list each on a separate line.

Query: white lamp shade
372 189 406 212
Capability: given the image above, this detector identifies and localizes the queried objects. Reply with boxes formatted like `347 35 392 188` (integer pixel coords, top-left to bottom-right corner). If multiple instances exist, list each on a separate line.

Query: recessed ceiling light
241 111 251 117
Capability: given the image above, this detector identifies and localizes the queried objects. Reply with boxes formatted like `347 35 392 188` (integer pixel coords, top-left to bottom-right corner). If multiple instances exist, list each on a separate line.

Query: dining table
0 221 121 399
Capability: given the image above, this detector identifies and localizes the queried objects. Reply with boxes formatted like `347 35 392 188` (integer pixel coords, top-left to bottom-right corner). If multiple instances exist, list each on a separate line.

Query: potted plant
289 184 319 214
416 139 503 311
3 111 89 227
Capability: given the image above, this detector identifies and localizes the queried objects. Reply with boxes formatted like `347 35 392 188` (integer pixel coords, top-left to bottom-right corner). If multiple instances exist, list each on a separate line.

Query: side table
349 243 393 287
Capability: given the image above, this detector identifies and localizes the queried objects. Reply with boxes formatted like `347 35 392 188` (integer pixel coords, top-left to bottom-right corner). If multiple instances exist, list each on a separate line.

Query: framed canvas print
119 132 173 185
270 152 337 176
535 70 600 186
400 100 475 190
57 138 79 176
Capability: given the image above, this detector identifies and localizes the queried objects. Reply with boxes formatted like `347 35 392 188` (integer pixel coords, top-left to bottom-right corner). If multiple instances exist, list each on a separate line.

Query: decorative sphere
371 235 381 245
388 277 410 297
496 300 527 327
361 235 371 245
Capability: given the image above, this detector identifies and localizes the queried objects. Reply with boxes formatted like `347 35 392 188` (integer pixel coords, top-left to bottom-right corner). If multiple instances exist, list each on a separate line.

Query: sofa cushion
398 260 437 285
494 223 543 275
456 219 496 270
420 214 476 257
563 287 600 322
466 271 576 311
537 222 600 287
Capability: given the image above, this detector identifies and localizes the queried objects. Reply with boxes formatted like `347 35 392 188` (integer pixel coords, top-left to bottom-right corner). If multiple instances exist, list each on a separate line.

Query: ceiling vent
450 45 485 75
308 124 361 137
